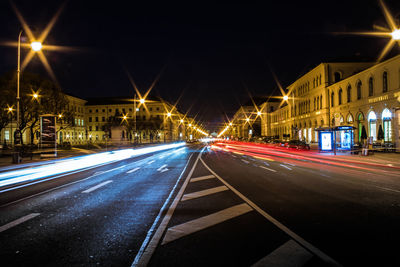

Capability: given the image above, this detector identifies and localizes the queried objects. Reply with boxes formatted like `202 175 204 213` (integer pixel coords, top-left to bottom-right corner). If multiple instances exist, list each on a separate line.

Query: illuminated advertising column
40 114 57 157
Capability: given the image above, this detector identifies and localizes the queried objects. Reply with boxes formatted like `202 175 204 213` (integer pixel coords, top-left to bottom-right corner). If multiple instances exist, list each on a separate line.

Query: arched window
383 71 388 93
368 111 377 141
314 98 316 110
357 81 362 100
347 85 352 103
338 88 343 105
347 114 353 123
316 96 319 110
382 108 392 141
331 92 335 107
368 77 374 96
334 72 341 82
339 115 344 124
320 95 323 109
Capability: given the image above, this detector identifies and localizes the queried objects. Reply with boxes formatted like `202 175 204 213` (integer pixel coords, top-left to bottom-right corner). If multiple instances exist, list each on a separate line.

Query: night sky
1 0 400 131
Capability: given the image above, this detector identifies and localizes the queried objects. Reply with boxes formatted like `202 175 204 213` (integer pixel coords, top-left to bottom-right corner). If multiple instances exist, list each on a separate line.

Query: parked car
285 140 310 150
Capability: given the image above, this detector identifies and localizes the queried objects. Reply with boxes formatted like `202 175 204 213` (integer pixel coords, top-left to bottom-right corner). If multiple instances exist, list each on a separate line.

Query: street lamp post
16 30 42 145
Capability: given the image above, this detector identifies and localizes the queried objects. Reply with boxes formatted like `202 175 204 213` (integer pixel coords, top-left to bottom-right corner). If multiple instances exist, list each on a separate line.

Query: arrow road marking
82 180 113 193
157 165 168 171
0 213 40 233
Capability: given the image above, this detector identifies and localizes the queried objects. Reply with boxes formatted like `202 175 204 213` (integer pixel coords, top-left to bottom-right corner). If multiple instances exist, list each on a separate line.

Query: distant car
286 140 310 150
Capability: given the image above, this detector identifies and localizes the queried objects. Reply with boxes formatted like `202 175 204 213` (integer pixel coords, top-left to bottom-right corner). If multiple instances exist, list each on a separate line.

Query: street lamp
16 30 42 145
31 41 42 51
257 111 262 116
392 29 400 40
283 95 289 101
140 98 145 104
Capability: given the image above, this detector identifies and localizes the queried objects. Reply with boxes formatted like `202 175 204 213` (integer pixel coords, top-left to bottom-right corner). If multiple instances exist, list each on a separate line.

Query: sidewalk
312 151 400 168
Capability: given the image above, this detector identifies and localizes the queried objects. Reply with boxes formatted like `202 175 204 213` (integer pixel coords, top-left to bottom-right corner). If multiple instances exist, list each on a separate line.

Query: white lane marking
100 165 127 175
280 164 292 170
132 149 202 267
157 164 168 171
191 175 215 182
374 186 400 194
181 186 229 201
82 180 113 193
159 155 165 159
241 159 250 164
252 240 313 267
0 213 40 233
160 168 169 173
286 163 296 167
259 166 277 173
147 160 155 165
162 203 252 245
231 155 237 158
94 171 104 175
263 162 270 166
200 157 340 266
127 167 140 174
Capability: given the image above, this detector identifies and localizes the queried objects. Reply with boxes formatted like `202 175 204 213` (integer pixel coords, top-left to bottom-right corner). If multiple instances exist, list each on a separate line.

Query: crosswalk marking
181 186 228 201
190 175 215 182
252 240 313 267
162 203 252 245
82 180 113 193
0 213 40 233
126 167 140 174
259 165 277 172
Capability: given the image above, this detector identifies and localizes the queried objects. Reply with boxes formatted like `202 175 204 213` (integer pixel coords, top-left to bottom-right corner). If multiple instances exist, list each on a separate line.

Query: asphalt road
1 142 400 266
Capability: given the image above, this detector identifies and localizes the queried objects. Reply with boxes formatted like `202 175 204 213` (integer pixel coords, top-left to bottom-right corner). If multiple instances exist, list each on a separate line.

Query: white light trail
0 142 185 188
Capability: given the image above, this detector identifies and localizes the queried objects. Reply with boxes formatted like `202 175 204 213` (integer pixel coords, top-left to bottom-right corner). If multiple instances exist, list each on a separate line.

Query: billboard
320 132 333 151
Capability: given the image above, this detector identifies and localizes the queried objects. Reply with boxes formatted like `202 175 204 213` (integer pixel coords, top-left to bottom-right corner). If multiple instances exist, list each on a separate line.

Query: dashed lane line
181 186 229 201
252 240 313 267
0 213 40 233
241 159 250 164
160 168 169 173
259 165 277 173
82 180 113 193
161 203 252 245
127 167 140 174
190 175 215 182
280 164 292 170
147 160 155 165
200 157 341 267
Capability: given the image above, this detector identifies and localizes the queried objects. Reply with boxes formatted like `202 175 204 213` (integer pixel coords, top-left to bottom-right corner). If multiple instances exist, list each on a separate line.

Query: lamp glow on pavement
0 142 185 189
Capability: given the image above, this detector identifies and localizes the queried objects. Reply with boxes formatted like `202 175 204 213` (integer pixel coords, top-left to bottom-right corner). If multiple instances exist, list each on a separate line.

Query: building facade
266 55 400 150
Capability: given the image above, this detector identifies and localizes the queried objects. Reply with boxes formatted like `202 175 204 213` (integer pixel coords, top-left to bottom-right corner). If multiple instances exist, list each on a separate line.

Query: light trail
0 142 185 188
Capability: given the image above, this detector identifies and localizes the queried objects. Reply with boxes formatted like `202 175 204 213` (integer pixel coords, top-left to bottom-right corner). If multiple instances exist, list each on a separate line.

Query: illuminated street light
30 41 42 51
257 111 261 116
283 95 289 101
8 107 13 113
392 29 400 40
180 119 184 123
167 112 171 117
229 122 233 126
58 114 62 118
246 118 250 122
189 123 192 127
140 98 145 104
123 115 127 120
